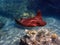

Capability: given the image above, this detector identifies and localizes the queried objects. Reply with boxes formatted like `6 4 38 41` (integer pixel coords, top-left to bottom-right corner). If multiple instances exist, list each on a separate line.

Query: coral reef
20 28 60 45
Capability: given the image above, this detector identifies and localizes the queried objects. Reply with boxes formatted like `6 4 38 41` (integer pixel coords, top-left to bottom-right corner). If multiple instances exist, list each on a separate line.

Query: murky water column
0 0 60 45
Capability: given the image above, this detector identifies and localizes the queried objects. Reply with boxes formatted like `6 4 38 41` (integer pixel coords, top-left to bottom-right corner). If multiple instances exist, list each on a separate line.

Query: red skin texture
16 10 46 27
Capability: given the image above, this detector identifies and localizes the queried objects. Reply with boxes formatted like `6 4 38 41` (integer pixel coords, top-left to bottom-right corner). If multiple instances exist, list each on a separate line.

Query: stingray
15 10 46 27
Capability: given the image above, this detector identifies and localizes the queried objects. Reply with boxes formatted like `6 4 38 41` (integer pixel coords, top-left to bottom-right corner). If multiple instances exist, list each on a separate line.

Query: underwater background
0 0 60 45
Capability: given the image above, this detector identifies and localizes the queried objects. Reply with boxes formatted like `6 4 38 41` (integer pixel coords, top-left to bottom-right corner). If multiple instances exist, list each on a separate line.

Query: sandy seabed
0 16 60 45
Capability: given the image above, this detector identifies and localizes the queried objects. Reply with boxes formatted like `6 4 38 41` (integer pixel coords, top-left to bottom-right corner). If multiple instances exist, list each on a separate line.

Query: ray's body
15 10 46 27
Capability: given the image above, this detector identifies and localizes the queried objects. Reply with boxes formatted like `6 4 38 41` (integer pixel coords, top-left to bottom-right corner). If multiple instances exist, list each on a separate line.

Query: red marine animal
15 10 46 27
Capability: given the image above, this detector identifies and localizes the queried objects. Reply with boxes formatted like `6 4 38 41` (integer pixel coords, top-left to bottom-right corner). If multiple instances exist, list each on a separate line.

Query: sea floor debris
20 28 60 45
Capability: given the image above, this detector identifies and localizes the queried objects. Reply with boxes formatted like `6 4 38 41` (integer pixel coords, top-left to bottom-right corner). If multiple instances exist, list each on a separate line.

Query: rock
19 39 28 45
19 28 60 45
55 38 60 45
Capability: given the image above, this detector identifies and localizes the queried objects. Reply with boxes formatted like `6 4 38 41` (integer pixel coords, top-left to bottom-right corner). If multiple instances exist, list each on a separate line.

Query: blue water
0 0 60 45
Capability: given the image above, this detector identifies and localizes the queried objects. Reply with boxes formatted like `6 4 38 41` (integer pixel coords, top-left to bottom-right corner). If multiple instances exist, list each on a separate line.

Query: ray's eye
31 33 36 35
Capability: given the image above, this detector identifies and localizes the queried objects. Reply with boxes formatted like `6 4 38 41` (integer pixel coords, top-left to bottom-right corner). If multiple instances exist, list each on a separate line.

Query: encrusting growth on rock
19 28 60 45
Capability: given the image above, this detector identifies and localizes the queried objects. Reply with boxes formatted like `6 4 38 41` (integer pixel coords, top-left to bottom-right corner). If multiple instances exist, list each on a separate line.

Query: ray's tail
35 10 42 20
